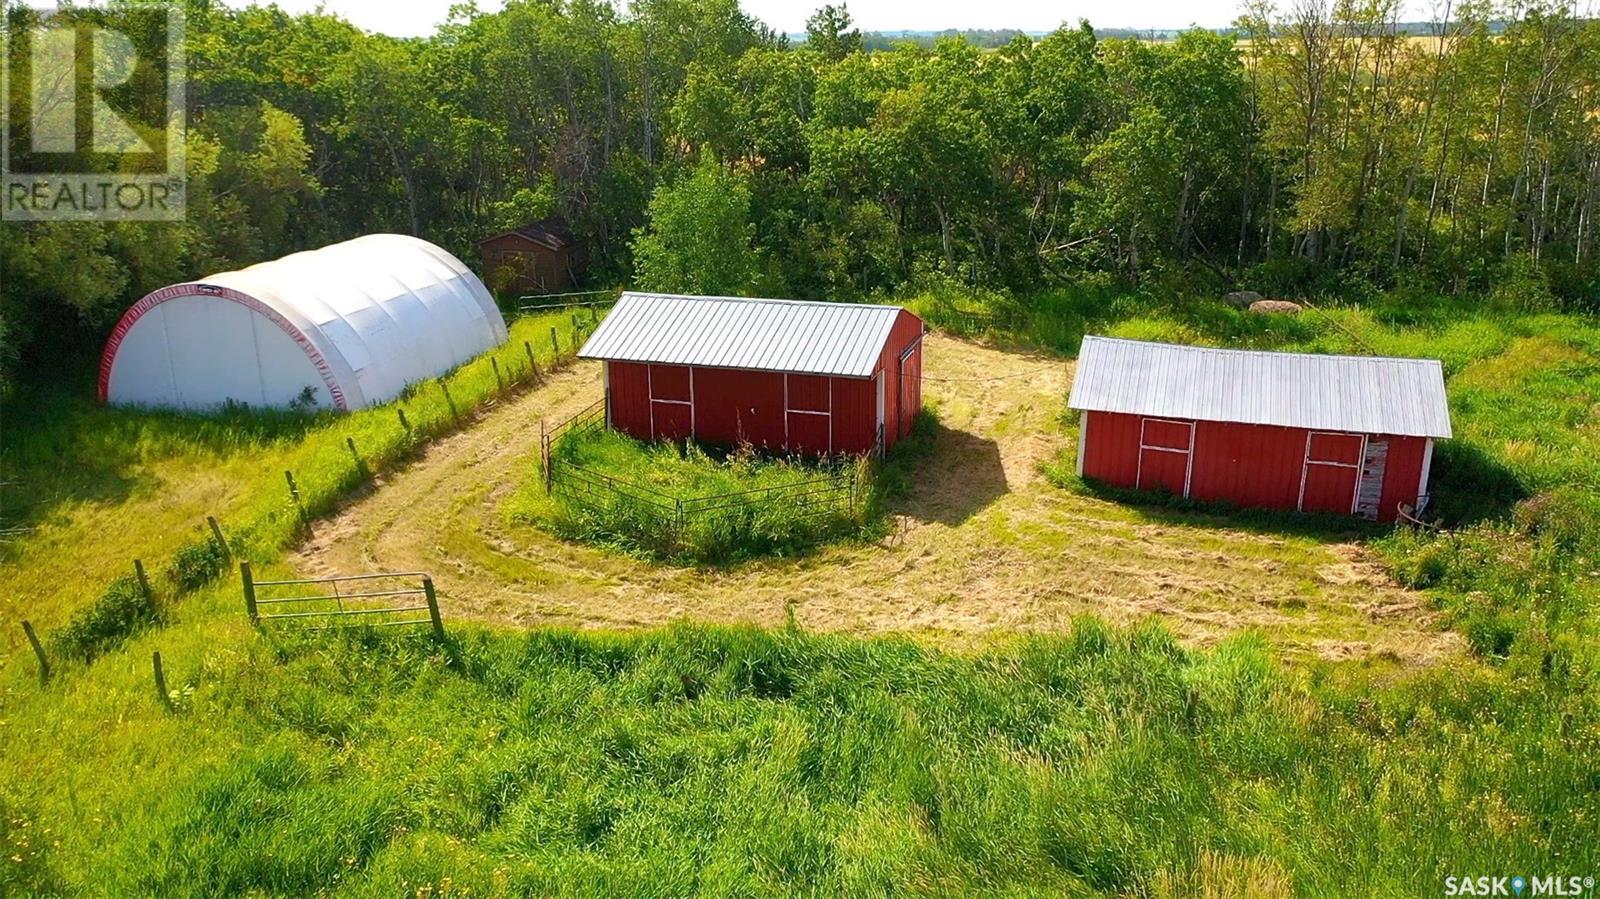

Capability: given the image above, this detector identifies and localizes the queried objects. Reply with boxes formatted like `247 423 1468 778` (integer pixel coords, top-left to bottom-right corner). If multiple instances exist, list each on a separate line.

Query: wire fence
516 289 619 319
921 304 1029 337
538 401 872 554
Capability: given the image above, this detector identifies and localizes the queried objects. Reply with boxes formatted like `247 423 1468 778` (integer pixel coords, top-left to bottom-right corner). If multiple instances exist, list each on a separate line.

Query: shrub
1512 489 1600 553
170 538 230 592
1490 255 1559 313
54 574 160 661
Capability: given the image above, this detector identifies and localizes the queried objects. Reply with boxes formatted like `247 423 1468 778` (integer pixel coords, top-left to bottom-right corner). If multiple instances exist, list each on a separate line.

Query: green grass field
1 310 587 653
4 289 1599 895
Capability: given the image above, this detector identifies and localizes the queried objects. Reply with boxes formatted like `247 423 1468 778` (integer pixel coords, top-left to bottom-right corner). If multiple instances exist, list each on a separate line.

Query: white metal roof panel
1068 336 1452 438
578 292 906 378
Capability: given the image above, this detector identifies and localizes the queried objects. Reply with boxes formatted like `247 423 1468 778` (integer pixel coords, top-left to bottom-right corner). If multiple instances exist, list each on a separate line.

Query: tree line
2 0 1597 393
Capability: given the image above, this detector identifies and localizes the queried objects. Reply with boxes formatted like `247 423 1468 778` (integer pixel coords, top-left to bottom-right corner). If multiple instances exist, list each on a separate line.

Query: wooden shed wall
1079 410 1432 522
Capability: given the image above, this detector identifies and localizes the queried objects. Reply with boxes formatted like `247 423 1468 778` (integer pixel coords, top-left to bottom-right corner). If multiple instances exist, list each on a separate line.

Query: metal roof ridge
1081 334 1443 367
620 291 905 314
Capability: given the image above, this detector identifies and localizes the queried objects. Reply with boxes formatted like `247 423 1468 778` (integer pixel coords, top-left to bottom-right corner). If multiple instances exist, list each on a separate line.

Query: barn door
897 337 923 438
1137 418 1194 496
648 364 693 440
1354 438 1388 520
1299 432 1364 515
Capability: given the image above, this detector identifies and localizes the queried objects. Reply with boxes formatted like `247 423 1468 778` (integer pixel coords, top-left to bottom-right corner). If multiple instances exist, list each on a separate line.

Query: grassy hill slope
3 290 1598 896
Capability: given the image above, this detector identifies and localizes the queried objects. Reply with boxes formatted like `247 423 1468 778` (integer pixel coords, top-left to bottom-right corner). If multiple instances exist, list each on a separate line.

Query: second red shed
578 292 925 456
1068 336 1453 522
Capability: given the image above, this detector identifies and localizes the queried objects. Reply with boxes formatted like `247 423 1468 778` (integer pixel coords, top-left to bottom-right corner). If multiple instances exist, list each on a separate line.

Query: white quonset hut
99 234 507 411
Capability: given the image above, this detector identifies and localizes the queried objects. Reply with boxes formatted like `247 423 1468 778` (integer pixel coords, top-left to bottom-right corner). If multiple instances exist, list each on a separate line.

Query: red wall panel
606 361 652 441
691 367 786 449
879 310 925 449
1081 409 1436 522
787 411 832 454
1081 411 1142 485
1301 464 1359 514
787 374 829 412
652 401 693 440
1376 435 1430 521
597 308 922 459
1189 420 1306 510
831 374 879 454
650 364 691 401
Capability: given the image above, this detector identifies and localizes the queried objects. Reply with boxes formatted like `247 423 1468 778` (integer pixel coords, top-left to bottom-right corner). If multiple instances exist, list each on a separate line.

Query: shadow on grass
885 417 1008 527
1 373 329 538
1426 441 1529 527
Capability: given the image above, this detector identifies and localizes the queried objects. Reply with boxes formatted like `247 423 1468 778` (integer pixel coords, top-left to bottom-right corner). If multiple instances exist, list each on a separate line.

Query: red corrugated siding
598 309 924 457
1081 410 1436 522
831 374 878 454
1081 411 1142 484
1190 420 1306 510
1378 435 1429 521
607 361 651 440
691 367 786 448
880 310 924 449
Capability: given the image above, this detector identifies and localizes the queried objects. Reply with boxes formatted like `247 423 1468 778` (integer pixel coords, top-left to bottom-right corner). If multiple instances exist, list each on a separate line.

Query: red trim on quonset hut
98 283 350 410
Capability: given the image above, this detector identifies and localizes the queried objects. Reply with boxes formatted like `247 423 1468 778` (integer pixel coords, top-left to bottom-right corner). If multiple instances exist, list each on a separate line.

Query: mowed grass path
292 334 1455 662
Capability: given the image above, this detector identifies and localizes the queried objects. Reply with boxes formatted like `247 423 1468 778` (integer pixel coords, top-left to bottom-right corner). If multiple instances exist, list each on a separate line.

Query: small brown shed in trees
477 217 585 296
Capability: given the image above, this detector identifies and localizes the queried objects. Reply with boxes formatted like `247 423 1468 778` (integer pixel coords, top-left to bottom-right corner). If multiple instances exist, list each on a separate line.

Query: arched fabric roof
100 234 507 411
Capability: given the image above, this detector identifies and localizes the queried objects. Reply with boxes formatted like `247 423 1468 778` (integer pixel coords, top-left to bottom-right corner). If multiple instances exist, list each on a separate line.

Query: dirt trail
290 334 1461 663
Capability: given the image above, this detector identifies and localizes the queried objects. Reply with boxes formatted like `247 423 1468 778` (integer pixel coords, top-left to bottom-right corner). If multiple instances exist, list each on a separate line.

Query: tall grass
508 427 871 563
7 614 1597 896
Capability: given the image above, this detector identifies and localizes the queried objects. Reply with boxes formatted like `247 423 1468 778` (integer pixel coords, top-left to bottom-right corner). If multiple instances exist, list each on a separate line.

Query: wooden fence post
675 498 685 551
491 357 503 391
347 437 371 479
285 469 312 536
422 577 445 640
550 326 559 357
133 559 151 598
397 408 411 432
206 516 230 561
21 621 49 683
524 341 539 380
589 304 598 322
541 422 552 494
152 651 173 711
440 381 458 421
241 561 258 626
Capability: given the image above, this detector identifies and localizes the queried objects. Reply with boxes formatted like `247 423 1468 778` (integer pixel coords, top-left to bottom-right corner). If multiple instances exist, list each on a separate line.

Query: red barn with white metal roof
578 292 925 455
1068 337 1453 522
